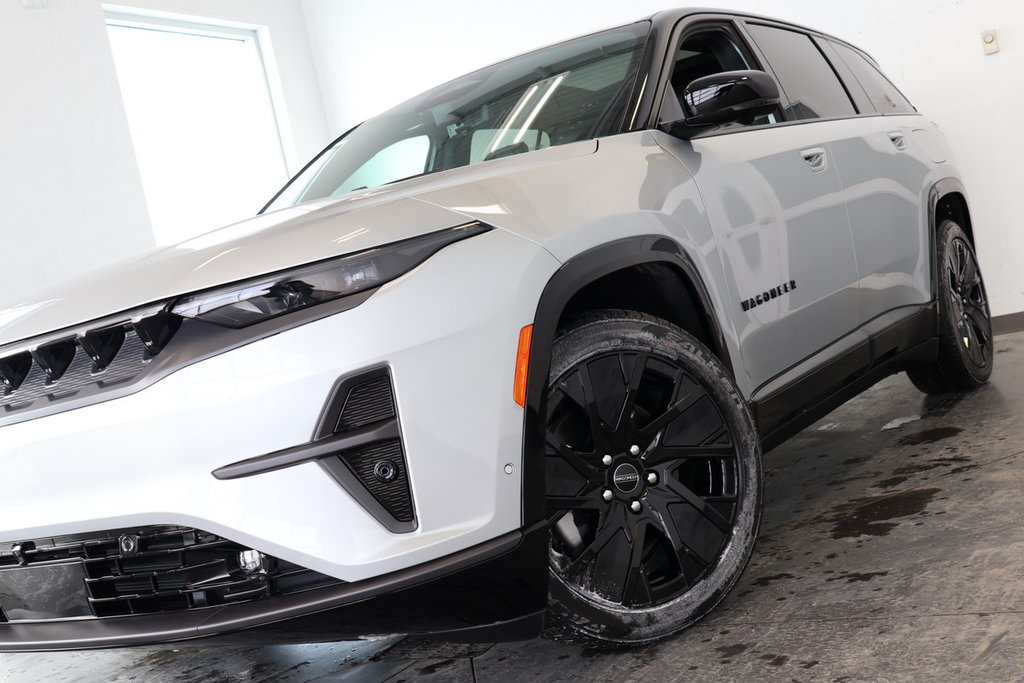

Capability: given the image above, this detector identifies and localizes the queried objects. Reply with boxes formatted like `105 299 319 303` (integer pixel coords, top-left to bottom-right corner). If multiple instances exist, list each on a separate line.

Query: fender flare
927 177 970 301
520 234 730 525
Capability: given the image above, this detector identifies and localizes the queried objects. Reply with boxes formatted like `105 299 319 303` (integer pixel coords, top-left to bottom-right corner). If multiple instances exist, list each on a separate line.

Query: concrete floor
3 332 1023 682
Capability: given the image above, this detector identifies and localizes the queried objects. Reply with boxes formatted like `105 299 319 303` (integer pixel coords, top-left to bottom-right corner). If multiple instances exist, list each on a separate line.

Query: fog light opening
238 549 268 575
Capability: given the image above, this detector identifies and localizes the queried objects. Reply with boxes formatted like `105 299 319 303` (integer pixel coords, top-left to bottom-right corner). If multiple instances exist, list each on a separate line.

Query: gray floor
3 332 1023 682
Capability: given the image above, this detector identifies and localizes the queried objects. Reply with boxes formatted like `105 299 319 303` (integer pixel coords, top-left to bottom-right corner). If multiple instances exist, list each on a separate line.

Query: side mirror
662 70 780 138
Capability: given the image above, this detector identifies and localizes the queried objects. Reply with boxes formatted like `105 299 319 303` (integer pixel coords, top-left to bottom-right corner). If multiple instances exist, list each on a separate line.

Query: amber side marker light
513 324 533 407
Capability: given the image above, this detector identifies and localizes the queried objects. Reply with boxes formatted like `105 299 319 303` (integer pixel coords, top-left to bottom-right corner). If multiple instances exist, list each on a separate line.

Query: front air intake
315 368 416 532
0 526 342 622
0 312 181 418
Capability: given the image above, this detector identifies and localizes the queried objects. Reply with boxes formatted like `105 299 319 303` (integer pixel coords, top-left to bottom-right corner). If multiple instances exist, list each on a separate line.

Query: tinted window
829 41 915 114
267 24 648 210
333 136 430 195
660 27 777 127
745 24 855 120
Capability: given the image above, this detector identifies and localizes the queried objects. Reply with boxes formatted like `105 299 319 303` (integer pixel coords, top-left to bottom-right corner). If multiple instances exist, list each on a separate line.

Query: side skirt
753 303 938 452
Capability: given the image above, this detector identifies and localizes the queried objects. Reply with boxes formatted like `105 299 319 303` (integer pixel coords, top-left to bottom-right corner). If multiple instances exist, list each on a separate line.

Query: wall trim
993 312 1024 336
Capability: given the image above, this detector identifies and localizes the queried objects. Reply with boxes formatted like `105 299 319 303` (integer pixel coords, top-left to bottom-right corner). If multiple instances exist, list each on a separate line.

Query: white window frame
102 4 298 172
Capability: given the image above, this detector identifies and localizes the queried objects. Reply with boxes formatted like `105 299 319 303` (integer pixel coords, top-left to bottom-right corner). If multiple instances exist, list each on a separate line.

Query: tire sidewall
936 220 993 383
544 312 762 645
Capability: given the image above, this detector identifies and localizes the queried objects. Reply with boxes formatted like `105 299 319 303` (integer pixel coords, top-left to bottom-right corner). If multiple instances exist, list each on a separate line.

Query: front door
654 20 861 398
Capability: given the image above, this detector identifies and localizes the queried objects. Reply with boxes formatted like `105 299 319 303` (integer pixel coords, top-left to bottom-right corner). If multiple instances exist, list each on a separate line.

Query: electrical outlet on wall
981 30 999 55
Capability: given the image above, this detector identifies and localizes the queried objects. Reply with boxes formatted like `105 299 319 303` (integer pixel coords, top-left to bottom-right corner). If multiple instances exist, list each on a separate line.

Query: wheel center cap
612 463 640 493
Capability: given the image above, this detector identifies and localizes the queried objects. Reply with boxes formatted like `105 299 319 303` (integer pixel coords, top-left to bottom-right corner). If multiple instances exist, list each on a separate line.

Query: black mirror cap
661 70 780 138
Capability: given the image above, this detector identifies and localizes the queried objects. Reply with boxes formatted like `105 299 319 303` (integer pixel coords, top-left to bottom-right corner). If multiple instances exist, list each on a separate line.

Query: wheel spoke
964 295 988 317
960 245 978 288
546 494 605 512
639 383 703 439
662 477 734 535
952 240 969 285
618 352 649 432
621 520 653 605
962 317 987 366
576 364 614 453
643 443 736 468
562 505 626 582
546 432 603 485
965 305 991 343
644 490 712 572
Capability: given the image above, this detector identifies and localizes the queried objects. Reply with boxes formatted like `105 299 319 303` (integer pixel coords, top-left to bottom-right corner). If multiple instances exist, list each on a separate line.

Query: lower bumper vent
0 526 342 622
316 368 416 532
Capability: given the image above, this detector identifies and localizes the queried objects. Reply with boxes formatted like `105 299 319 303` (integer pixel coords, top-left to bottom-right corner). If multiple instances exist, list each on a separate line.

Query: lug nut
630 500 642 513
647 472 658 485
602 454 613 466
629 444 640 456
602 489 613 502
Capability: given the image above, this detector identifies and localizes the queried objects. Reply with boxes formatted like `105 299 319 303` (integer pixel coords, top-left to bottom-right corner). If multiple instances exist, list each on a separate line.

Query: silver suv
0 9 991 650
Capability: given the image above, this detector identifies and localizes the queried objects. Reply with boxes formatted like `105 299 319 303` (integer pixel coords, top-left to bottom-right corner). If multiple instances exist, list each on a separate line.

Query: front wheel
907 219 993 394
542 310 762 647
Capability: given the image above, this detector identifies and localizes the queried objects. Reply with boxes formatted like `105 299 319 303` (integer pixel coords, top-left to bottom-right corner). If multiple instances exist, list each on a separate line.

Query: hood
0 195 472 347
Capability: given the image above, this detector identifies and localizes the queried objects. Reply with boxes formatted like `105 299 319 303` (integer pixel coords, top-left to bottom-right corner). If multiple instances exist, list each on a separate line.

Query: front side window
745 24 856 120
829 41 915 114
660 25 777 128
267 23 648 211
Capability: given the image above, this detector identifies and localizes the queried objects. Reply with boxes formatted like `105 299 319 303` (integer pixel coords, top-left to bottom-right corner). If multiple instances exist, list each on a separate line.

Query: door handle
888 132 907 150
800 147 827 172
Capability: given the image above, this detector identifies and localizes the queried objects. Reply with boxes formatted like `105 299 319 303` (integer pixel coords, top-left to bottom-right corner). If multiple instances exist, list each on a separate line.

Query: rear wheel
542 310 761 647
907 219 993 394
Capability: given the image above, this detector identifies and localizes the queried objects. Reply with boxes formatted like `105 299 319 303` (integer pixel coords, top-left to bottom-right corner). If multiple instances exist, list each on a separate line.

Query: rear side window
745 24 855 120
829 41 915 114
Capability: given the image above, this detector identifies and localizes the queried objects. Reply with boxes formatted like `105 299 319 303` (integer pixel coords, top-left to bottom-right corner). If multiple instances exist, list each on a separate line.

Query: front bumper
0 228 559 647
0 524 548 652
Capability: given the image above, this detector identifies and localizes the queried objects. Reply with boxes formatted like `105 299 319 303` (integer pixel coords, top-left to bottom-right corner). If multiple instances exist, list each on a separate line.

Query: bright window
106 13 289 245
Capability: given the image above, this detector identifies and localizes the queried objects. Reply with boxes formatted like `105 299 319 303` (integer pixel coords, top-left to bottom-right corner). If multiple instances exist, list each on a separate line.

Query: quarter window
745 24 855 120
829 41 915 114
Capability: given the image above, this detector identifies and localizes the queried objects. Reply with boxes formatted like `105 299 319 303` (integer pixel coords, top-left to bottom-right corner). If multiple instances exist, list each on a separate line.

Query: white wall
0 0 328 310
301 0 1023 317
0 0 153 309
110 0 330 173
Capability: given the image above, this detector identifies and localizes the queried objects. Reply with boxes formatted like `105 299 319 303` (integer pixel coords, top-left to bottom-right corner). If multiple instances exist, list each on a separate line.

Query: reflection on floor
4 332 1024 682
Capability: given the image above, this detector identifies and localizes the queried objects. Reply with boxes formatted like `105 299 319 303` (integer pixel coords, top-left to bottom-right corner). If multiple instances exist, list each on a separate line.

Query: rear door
816 38 933 321
653 18 861 398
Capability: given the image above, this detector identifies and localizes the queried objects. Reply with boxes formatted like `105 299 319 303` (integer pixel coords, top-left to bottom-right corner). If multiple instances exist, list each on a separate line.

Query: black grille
336 374 395 431
0 526 342 621
316 369 416 530
342 440 414 522
0 312 180 418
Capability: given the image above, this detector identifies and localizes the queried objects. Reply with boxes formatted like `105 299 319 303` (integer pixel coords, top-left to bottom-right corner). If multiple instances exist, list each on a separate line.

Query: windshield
264 22 649 212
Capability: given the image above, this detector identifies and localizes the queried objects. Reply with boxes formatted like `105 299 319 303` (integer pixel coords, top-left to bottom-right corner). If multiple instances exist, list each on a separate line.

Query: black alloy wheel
945 234 991 369
908 219 993 394
542 310 761 646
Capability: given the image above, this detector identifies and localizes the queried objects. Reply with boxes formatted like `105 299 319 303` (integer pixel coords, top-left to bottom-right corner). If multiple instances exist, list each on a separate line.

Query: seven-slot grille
0 526 342 621
0 312 180 418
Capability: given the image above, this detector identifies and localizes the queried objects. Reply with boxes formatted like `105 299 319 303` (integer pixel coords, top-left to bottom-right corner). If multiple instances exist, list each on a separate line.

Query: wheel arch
932 180 975 246
928 178 975 301
520 235 731 526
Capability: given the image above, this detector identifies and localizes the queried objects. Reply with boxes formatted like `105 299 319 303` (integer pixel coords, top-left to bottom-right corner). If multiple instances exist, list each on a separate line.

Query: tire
907 219 993 394
541 309 762 647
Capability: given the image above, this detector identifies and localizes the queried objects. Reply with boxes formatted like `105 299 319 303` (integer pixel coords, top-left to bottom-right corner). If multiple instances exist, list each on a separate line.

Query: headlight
171 222 491 328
